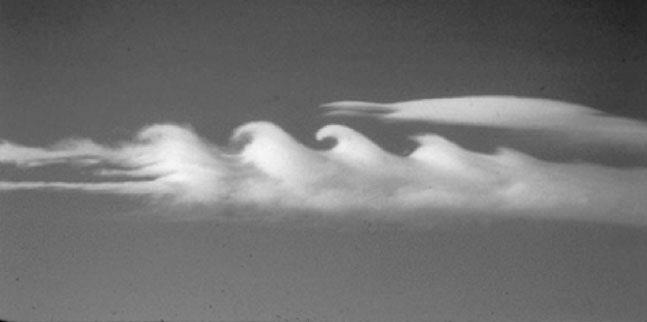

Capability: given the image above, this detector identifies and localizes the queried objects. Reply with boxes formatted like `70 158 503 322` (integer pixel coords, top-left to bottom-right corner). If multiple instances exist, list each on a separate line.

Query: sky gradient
1 1 647 321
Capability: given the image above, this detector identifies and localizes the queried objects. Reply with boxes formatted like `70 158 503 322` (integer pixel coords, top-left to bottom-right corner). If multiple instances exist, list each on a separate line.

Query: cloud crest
2 96 647 225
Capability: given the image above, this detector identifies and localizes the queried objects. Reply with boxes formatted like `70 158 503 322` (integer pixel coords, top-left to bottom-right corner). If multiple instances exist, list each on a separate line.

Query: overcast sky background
1 1 647 321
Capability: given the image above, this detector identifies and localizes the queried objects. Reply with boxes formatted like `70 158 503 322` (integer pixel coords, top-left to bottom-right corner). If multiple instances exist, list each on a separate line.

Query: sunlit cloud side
1 96 647 225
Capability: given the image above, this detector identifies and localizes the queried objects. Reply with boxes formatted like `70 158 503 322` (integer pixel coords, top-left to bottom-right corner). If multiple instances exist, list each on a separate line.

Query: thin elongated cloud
323 96 647 149
0 125 228 203
1 96 647 225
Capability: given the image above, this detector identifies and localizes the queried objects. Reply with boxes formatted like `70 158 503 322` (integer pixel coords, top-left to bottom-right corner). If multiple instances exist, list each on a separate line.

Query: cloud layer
2 96 647 225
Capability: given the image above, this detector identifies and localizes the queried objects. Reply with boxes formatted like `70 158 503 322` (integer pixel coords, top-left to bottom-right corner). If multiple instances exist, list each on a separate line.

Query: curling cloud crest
1 96 647 225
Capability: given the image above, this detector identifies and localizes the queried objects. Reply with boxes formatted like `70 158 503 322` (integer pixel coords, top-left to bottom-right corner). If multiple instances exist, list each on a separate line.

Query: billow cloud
1 124 227 203
1 96 647 225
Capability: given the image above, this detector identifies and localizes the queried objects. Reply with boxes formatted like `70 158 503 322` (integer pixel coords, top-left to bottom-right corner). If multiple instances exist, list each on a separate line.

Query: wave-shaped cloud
1 96 647 225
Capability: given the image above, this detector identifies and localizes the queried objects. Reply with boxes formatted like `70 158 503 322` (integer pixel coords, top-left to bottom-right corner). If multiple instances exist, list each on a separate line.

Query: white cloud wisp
323 96 647 150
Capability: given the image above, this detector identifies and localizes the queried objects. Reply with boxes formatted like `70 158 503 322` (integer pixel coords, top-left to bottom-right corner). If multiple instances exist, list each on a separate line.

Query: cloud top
2 96 647 225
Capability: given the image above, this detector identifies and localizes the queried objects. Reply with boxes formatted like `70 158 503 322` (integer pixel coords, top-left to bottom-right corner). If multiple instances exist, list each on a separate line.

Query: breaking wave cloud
2 96 647 225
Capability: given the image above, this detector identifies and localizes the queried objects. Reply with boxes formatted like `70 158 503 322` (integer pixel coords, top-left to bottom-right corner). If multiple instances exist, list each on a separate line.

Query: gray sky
1 1 647 321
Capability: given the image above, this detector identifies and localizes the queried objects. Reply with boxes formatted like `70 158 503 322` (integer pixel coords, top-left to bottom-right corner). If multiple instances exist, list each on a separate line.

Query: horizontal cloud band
1 97 647 225
323 96 647 149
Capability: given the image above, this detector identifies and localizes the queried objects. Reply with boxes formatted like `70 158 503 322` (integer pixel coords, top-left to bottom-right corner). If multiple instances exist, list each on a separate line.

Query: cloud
0 124 227 203
322 96 647 149
1 96 647 225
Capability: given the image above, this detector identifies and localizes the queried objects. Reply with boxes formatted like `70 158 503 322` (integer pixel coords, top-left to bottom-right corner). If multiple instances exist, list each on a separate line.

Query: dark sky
2 0 646 144
1 1 647 321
